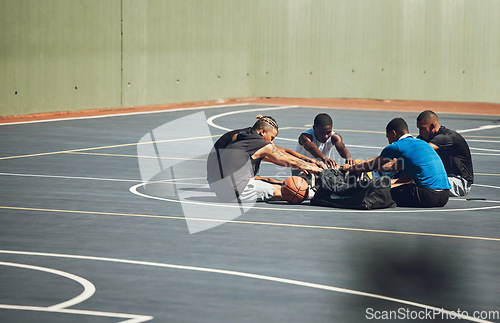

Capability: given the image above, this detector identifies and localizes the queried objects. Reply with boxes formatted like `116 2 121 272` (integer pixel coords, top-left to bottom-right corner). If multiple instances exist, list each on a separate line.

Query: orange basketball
281 176 309 204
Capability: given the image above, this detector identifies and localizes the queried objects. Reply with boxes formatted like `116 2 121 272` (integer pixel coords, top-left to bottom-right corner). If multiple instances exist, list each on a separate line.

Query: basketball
281 176 309 204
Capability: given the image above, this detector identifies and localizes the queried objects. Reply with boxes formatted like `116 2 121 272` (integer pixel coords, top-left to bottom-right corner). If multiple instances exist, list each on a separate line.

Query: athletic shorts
448 175 472 197
390 183 449 208
238 178 274 202
209 177 273 202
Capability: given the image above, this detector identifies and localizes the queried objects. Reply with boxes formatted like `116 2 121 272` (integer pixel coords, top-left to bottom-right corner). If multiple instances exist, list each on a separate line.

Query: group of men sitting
206 110 473 208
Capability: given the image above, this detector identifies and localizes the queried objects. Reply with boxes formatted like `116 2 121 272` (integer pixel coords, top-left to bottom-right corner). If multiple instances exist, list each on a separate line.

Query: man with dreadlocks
207 115 323 202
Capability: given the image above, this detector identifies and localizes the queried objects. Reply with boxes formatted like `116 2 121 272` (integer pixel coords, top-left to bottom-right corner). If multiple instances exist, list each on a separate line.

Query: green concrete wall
121 0 254 107
252 0 500 102
0 0 122 116
1 0 499 116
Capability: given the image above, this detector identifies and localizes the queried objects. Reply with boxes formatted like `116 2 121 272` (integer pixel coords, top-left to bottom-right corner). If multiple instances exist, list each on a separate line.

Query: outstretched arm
340 156 395 173
254 175 284 185
331 133 354 165
254 143 323 174
274 144 326 169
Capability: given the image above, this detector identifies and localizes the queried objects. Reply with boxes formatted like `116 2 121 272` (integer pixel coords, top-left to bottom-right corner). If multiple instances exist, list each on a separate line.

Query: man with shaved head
416 110 474 196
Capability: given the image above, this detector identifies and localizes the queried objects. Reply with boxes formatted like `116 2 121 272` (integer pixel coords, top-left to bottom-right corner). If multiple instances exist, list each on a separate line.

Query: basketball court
0 102 499 322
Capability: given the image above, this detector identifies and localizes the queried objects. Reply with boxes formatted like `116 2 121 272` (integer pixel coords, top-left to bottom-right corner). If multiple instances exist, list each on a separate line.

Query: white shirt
295 128 336 159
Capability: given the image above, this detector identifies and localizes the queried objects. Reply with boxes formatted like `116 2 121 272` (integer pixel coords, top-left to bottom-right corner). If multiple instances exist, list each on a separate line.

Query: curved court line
0 250 492 323
207 107 500 155
0 261 95 310
206 105 298 132
277 135 386 150
273 139 500 156
3 104 495 161
130 182 500 214
1 171 498 186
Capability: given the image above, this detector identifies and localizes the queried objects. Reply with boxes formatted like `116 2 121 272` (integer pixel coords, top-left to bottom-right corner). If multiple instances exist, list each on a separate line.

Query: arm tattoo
296 159 307 168
271 144 283 155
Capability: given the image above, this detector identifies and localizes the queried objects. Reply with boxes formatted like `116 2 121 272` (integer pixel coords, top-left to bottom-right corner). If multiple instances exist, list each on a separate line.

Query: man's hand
323 157 338 169
298 160 324 174
344 157 355 165
310 163 324 173
339 163 353 172
314 160 327 169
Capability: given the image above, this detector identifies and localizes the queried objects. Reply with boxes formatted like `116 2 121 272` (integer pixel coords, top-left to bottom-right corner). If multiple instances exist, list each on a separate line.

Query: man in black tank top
417 110 474 196
207 116 323 202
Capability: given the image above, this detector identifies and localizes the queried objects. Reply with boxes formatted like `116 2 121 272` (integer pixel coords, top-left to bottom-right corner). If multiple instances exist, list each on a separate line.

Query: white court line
346 144 384 150
469 147 500 153
206 107 499 154
471 153 500 156
0 172 206 185
0 172 140 183
1 172 498 214
0 261 152 321
279 137 383 147
0 250 493 323
129 182 500 214
3 103 498 161
0 103 251 126
0 261 95 310
284 138 500 156
206 107 388 149
473 184 500 190
206 105 298 132
455 199 500 204
458 125 500 133
466 139 500 143
0 305 152 323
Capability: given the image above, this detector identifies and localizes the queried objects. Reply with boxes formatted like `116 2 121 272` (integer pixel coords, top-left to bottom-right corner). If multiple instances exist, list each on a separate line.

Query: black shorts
390 183 449 208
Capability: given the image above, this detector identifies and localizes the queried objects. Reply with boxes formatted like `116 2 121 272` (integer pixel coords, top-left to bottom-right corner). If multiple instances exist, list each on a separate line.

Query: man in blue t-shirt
340 118 450 207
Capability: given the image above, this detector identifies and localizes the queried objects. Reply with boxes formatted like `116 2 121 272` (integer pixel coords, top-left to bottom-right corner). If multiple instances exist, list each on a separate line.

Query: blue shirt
380 136 451 189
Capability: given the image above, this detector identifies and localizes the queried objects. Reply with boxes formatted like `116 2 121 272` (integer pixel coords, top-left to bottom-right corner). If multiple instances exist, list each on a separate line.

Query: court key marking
0 261 152 322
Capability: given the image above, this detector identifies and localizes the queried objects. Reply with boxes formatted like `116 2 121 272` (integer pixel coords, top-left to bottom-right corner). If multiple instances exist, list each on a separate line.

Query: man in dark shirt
416 110 474 196
209 126 321 169
207 116 323 202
